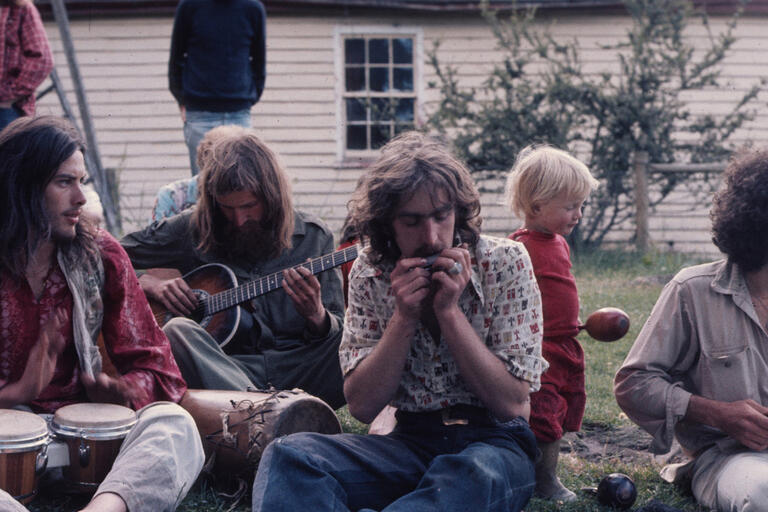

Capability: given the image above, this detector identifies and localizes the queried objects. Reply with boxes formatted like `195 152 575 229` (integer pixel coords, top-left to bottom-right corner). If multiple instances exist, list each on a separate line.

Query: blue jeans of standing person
183 108 251 175
252 408 538 512
0 106 22 132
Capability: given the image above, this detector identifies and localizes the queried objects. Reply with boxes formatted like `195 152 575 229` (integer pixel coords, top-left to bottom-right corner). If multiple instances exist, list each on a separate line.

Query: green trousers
163 318 346 409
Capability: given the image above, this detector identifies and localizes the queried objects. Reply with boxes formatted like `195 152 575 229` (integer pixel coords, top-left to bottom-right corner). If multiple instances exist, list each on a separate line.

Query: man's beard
220 220 275 262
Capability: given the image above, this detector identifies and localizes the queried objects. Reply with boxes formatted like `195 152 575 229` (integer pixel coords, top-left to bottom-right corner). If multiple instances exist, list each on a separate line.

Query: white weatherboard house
35 0 768 255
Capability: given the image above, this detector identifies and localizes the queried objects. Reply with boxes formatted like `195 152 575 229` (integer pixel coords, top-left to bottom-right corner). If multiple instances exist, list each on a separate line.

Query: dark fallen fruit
597 472 637 510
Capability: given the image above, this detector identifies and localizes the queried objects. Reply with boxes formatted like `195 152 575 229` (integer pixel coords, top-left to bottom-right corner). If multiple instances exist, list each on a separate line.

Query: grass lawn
28 249 713 511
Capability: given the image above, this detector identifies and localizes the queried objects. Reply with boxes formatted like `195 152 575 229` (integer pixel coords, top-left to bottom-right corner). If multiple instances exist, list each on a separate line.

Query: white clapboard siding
34 9 761 258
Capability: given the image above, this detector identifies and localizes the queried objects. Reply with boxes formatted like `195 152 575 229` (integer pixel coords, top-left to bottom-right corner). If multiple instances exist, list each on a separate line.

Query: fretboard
205 245 358 314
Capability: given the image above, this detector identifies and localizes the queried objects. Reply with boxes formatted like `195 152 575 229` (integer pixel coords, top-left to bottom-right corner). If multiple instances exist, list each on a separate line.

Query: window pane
393 38 413 64
345 67 365 91
371 123 391 149
369 67 389 92
395 98 414 122
345 39 365 64
347 125 367 150
370 98 391 122
393 67 413 91
369 39 389 64
346 98 367 122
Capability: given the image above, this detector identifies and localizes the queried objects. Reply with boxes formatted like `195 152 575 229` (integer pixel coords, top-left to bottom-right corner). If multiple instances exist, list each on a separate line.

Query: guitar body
148 245 359 348
150 263 242 348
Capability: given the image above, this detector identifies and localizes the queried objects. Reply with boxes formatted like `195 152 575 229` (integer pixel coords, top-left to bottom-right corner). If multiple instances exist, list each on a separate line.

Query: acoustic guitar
150 245 359 347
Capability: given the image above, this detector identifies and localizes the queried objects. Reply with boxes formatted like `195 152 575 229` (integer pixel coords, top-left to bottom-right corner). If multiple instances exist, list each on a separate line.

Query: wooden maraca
578 307 630 342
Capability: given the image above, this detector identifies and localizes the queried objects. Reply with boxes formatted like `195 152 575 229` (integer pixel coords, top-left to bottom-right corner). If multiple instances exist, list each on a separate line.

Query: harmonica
422 254 440 270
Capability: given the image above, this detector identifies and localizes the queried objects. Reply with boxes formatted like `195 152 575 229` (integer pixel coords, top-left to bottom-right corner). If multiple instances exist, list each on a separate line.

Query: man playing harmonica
252 132 547 512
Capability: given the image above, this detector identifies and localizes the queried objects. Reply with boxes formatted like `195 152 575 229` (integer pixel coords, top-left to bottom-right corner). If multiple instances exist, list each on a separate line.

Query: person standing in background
0 0 53 130
168 0 266 176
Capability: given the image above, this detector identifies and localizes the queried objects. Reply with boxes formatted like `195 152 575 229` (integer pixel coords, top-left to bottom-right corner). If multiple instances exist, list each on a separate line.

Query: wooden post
633 151 650 253
50 0 122 235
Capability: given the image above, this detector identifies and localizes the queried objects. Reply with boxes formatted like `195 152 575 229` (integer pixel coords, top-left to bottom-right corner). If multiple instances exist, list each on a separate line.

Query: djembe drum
50 403 137 492
0 409 49 504
180 389 342 480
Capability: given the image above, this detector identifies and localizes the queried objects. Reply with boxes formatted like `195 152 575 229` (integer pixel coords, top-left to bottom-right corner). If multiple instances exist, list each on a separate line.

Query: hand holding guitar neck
578 307 630 342
147 244 359 347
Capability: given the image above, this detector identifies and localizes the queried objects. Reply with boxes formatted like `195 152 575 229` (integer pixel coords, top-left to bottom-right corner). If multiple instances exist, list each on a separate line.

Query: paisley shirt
0 231 187 413
340 235 547 412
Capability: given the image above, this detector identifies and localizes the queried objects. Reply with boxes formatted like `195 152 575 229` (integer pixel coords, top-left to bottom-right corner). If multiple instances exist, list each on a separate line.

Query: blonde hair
505 145 599 219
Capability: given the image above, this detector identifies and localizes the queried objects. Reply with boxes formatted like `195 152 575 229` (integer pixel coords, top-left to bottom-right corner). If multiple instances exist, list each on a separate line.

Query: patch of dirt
561 422 686 466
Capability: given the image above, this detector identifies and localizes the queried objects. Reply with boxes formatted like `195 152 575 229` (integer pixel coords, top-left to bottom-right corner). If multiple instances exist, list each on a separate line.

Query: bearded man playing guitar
121 129 347 409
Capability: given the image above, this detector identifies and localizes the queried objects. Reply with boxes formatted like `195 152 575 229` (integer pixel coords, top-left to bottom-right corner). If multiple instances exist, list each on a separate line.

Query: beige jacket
614 259 768 456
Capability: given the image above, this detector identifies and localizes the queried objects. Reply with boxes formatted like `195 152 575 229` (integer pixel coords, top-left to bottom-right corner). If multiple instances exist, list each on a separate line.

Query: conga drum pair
181 389 342 481
0 410 49 504
50 403 136 492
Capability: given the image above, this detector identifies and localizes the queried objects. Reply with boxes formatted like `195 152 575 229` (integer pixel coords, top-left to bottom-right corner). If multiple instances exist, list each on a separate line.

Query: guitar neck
206 245 358 313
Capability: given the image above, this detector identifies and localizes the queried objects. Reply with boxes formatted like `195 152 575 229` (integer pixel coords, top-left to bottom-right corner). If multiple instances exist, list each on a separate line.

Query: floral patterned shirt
340 235 547 412
0 231 187 413
150 176 199 224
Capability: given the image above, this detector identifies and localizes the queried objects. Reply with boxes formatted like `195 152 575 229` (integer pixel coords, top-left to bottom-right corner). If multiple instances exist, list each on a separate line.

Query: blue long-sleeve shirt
168 0 266 112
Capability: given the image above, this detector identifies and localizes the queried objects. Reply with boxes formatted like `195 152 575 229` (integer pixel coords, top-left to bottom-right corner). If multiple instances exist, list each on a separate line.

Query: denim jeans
0 106 22 132
252 412 537 512
183 108 251 175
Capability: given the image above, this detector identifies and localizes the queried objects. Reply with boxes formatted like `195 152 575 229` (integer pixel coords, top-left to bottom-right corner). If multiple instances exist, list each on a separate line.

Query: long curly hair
0 116 97 279
347 131 481 266
710 149 768 272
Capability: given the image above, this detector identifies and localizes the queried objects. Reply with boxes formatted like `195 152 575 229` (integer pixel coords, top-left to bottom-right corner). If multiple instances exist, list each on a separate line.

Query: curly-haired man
252 132 547 511
615 149 768 510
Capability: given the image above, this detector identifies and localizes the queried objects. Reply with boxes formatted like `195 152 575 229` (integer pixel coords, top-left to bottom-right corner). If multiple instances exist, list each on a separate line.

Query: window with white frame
340 33 419 154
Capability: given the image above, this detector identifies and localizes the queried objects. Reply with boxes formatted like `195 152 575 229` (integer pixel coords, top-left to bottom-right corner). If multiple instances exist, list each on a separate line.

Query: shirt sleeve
305 228 345 343
250 1 266 102
10 4 53 101
338 257 381 376
614 279 695 454
98 232 188 408
120 212 197 273
168 1 189 104
489 243 547 391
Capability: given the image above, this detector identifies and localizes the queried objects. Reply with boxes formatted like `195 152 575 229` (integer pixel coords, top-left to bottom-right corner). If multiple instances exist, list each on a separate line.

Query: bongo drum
51 403 136 491
0 409 49 504
180 389 342 480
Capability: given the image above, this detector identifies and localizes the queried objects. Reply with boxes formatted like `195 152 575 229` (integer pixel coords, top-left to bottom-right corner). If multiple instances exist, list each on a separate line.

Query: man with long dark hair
615 149 768 510
0 116 203 511
252 132 547 511
121 129 346 409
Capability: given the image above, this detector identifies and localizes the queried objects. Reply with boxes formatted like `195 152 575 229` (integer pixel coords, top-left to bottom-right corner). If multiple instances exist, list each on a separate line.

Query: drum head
53 403 135 429
52 403 136 440
0 409 48 449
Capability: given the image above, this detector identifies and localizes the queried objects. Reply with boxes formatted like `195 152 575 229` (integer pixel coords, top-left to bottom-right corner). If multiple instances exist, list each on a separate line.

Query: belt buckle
441 408 469 426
